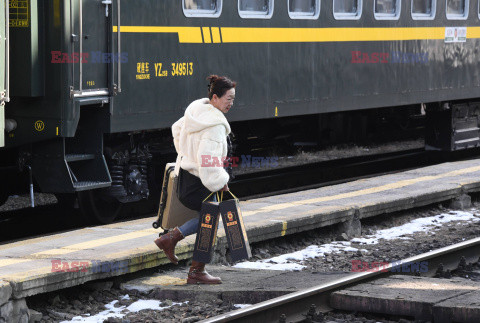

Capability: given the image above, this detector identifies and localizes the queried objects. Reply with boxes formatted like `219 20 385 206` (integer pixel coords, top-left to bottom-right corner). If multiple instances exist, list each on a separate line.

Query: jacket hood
183 98 231 135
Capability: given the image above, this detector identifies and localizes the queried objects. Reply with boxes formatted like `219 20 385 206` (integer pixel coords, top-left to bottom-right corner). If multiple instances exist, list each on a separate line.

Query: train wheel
0 191 8 206
55 193 76 209
77 189 123 224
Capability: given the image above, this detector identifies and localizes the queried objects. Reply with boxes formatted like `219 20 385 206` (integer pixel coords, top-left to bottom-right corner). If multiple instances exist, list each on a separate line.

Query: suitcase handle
152 167 175 229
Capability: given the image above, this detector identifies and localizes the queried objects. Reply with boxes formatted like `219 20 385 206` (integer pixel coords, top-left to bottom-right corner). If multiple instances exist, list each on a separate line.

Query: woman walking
154 75 236 284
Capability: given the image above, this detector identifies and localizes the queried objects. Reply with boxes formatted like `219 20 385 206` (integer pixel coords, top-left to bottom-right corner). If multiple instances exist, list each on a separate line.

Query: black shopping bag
192 193 220 263
219 191 252 262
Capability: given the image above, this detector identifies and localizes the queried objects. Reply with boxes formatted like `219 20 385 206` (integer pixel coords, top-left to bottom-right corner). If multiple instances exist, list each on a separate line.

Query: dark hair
207 75 236 100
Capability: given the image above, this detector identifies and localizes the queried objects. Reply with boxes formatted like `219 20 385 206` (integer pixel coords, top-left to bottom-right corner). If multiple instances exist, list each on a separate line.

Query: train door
0 0 7 147
71 0 110 95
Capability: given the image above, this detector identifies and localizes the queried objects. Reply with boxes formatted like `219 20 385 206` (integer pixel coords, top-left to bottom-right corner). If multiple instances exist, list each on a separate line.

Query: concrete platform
330 275 480 322
121 266 350 304
433 289 480 323
0 159 479 306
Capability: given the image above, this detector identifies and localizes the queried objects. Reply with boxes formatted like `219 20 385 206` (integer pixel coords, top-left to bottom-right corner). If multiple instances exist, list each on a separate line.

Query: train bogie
1 0 479 222
426 102 480 151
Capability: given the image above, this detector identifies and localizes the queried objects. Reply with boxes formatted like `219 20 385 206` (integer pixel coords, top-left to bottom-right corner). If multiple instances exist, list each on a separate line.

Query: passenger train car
1 0 479 222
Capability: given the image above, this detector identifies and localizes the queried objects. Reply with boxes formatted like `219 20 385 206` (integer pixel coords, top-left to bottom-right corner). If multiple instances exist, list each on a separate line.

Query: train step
72 181 111 191
65 152 111 192
65 154 96 162
30 108 113 194
31 138 112 194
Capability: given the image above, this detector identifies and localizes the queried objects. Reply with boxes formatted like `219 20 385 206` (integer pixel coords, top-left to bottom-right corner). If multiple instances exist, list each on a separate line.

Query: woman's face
211 88 235 114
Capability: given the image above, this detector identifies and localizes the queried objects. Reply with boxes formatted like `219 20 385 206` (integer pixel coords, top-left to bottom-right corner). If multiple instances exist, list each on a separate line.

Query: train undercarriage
1 100 479 224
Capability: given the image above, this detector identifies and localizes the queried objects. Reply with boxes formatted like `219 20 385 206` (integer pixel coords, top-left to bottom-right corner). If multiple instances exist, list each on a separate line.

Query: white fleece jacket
172 98 231 192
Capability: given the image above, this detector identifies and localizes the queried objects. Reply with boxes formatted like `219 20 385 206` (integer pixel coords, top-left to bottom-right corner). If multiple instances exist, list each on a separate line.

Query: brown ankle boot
154 227 184 265
187 261 222 284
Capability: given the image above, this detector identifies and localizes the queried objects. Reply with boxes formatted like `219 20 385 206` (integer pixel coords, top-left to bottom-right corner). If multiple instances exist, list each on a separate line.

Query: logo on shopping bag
201 214 213 228
226 211 238 227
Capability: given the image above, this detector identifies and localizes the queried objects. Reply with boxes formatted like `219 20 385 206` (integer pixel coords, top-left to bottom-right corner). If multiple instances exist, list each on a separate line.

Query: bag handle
203 191 220 203
220 190 238 202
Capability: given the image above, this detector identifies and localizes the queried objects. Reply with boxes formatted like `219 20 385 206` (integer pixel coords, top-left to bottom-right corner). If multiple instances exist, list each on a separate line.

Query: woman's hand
220 184 229 191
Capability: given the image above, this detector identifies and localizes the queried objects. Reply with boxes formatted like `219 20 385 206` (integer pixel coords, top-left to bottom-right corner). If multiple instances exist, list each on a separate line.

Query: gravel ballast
26 196 480 323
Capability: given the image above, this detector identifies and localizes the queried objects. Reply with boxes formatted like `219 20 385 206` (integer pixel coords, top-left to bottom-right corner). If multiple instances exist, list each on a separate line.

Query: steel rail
230 148 427 199
231 147 480 200
202 237 480 323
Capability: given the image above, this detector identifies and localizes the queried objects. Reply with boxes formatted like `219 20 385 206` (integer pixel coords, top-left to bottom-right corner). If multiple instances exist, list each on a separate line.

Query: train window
288 0 320 19
374 0 401 19
411 0 436 19
333 0 362 19
446 0 469 19
238 0 274 18
183 0 222 18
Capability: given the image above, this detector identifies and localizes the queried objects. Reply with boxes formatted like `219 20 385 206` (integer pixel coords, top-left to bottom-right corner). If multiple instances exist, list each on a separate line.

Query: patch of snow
234 243 367 271
61 297 184 323
352 210 479 245
234 261 305 271
234 210 479 271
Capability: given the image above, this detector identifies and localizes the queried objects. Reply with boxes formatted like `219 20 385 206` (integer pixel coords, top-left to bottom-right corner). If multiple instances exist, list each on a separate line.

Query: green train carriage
1 0 479 222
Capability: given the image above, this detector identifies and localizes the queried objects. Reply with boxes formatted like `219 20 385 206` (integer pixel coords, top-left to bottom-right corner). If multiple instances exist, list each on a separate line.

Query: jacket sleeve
196 126 230 192
171 117 184 154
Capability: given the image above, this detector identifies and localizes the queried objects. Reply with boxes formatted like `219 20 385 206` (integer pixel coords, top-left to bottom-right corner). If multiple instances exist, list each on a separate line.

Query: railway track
202 237 480 322
232 147 480 199
1 147 479 243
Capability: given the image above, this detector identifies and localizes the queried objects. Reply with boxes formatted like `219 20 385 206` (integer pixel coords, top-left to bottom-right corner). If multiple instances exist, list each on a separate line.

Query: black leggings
177 168 211 211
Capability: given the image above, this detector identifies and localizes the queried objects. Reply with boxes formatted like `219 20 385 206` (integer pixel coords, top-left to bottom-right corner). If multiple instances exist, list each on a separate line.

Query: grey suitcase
152 163 198 231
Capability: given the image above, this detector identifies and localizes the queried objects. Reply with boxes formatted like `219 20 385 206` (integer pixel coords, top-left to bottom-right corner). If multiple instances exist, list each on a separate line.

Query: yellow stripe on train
113 26 480 43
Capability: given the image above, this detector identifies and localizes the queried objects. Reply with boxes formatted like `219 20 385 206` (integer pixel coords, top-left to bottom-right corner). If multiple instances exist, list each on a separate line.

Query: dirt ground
233 139 424 175
27 196 480 323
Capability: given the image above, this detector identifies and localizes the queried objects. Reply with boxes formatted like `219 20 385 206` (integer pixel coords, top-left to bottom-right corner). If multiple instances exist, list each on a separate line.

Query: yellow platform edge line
2 164 479 266
0 258 33 268
244 165 480 217
32 230 155 256
281 221 288 236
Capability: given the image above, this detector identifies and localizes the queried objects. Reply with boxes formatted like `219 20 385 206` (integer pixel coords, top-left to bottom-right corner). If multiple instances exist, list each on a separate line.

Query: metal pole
27 166 35 208
79 0 83 92
5 0 9 102
117 0 121 93
70 0 74 92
